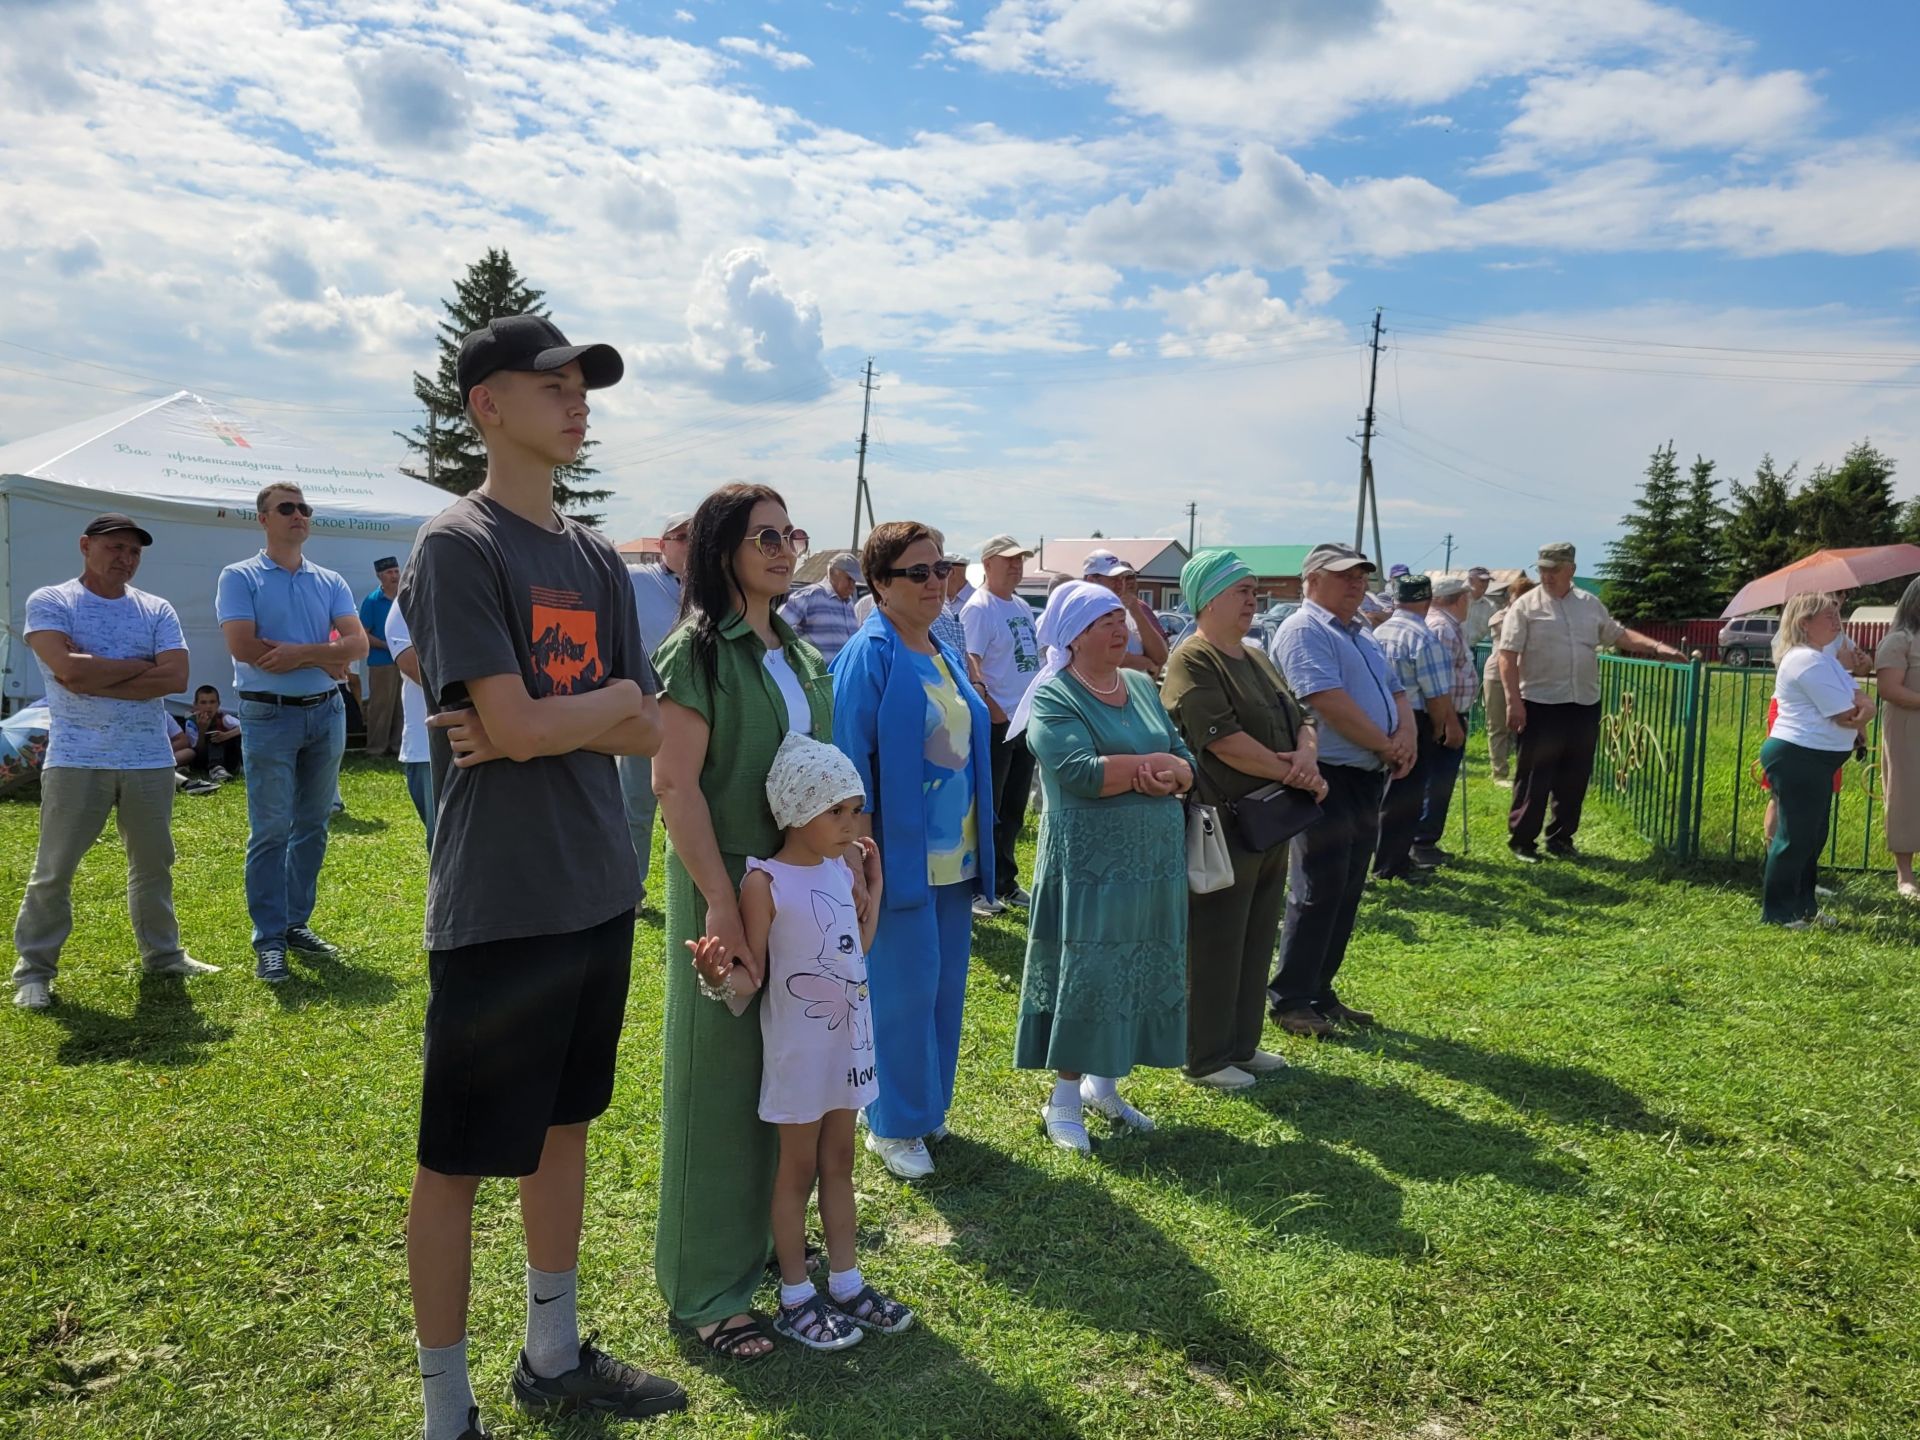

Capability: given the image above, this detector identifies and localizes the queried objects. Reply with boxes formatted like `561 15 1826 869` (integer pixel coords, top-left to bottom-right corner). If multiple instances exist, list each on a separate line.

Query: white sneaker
1234 1049 1289 1075
1039 1102 1090 1154
1186 1065 1255 1090
1004 887 1032 908
146 954 221 977
1079 1079 1155 1132
209 766 232 783
865 1132 935 1180
13 980 51 1010
926 1122 951 1143
970 894 1004 919
1815 884 1836 898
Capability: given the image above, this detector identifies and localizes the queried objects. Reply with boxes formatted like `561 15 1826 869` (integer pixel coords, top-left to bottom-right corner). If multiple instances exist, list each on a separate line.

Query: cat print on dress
786 888 873 1058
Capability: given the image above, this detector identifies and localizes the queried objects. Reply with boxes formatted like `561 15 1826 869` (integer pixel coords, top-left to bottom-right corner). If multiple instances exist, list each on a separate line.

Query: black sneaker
454 1406 492 1439
286 925 338 957
1508 843 1542 866
1409 844 1450 868
1546 840 1578 860
511 1337 687 1421
254 947 290 984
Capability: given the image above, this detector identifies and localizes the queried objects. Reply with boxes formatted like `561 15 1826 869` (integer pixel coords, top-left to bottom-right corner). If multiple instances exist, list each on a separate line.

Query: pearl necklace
1071 664 1122 697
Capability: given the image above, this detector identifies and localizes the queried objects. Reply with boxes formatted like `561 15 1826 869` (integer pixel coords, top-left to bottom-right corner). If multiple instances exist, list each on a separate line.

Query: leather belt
239 690 333 708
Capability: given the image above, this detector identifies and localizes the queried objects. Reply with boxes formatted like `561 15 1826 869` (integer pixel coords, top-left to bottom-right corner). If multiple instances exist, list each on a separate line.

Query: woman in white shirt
1762 593 1874 926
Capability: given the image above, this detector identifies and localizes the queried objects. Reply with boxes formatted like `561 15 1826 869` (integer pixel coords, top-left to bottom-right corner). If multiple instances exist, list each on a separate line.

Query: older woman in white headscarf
1011 581 1196 1154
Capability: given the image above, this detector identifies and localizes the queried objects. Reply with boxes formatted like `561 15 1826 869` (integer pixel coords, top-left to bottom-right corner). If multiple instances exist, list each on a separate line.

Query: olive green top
653 609 834 860
1160 633 1308 807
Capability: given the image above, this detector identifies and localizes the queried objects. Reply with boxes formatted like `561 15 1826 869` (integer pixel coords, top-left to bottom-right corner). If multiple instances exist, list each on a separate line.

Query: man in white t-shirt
961 533 1042 916
383 596 435 852
13 513 217 1009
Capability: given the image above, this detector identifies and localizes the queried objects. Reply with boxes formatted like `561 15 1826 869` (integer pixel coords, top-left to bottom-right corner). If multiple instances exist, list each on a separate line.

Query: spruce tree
1722 455 1801 598
397 248 614 526
1792 440 1898 554
1602 441 1687 621
1669 455 1729 617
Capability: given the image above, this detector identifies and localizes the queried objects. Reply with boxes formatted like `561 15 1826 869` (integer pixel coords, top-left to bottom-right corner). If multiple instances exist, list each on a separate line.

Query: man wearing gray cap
1500 542 1683 861
1412 576 1477 867
1268 543 1414 1035
779 550 862 664
1465 567 1497 649
1371 574 1461 882
620 510 691 905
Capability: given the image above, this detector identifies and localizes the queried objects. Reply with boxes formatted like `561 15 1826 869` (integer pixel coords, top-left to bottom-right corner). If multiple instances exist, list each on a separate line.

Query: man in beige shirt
1498 542 1683 862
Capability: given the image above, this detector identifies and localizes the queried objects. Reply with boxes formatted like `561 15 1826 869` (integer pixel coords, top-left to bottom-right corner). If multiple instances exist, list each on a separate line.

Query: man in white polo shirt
961 534 1042 916
13 512 216 1009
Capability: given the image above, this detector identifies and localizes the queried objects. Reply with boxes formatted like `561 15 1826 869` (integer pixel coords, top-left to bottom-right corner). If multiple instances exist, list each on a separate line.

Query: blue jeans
1414 736 1467 846
403 760 435 853
238 691 345 950
617 753 657 901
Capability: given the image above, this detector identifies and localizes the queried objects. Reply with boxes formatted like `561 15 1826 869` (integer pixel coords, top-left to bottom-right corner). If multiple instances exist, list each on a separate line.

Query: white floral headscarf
765 731 867 830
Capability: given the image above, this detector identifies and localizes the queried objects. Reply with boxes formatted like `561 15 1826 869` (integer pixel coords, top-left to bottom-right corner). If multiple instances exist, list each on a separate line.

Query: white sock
1082 1076 1118 1101
828 1265 864 1304
1050 1078 1081 1111
780 1279 817 1309
524 1264 580 1380
418 1336 478 1440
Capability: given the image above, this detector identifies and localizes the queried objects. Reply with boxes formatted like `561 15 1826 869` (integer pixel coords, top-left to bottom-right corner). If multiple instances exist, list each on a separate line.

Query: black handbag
1225 781 1323 852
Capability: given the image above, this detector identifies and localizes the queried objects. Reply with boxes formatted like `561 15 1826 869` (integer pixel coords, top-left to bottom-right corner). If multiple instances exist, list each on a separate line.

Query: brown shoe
1273 1007 1335 1038
1322 1001 1377 1029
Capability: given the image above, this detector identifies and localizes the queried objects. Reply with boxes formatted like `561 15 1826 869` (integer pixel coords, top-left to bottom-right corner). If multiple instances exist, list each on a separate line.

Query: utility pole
850 358 877 551
1186 501 1197 553
1354 309 1384 568
1443 532 1454 572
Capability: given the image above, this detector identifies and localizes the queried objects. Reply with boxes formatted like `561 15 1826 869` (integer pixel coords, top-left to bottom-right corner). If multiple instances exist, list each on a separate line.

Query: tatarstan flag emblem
208 421 251 448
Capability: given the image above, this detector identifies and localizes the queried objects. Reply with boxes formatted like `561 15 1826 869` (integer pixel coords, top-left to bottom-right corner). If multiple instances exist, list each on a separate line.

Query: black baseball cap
456 314 624 404
373 556 399 572
84 512 154 546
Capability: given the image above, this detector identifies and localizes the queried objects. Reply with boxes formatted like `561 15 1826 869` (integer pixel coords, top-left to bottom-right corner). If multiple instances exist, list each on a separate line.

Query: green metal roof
1225 544 1314 578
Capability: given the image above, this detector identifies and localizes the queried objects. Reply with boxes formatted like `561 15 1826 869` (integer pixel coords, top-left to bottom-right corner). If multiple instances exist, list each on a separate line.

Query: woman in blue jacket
830 520 996 1180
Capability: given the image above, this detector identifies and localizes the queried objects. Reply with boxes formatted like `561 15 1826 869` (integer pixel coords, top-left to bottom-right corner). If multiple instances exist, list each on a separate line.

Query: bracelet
695 966 735 1004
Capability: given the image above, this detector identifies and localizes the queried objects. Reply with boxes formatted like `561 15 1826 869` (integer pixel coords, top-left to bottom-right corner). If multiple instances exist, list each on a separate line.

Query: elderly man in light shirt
1412 575 1478 868
779 550 862 663
1499 541 1683 863
1370 574 1461 883
622 509 691 907
1464 567 1497 649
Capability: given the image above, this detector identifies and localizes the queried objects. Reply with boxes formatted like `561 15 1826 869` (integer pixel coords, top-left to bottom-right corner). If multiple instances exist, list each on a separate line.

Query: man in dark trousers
1370 574 1461 881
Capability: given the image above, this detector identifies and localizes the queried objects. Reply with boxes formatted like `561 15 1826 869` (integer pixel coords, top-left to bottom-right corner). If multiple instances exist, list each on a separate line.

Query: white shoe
1186 1065 1255 1090
865 1132 935 1180
209 766 232 783
1234 1049 1289 1075
1812 913 1840 929
1004 887 1032 908
146 954 221 977
1039 1102 1090 1153
1780 919 1811 931
926 1122 950 1142
13 981 51 1010
1815 884 1836 898
970 894 1004 919
1079 1079 1154 1132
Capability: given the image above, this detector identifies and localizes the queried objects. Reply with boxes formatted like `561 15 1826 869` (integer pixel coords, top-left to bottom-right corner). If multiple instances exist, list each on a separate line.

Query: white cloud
602 161 680 236
50 232 105 277
1675 145 1920 256
1140 269 1343 357
260 287 437 354
674 9 695 21
636 248 832 402
346 43 473 152
718 36 815 70
1409 114 1454 129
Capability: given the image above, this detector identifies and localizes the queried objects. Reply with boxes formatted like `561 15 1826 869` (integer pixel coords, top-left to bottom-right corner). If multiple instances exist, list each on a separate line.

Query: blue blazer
829 609 996 911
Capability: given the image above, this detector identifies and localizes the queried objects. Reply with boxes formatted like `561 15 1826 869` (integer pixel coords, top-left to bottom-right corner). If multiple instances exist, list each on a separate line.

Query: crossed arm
221 614 369 677
27 632 188 701
429 672 660 767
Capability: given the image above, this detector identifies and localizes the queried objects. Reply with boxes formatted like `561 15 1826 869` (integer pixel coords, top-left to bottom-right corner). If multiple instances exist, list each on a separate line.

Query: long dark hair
680 482 786 691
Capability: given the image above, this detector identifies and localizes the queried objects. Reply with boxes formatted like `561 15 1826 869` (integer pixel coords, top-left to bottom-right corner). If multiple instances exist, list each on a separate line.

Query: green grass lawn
4 754 1919 1439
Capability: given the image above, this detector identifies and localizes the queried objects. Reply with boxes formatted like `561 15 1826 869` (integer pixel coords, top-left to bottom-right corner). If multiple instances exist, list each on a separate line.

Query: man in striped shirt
1413 576 1477 868
779 551 861 663
1371 574 1462 882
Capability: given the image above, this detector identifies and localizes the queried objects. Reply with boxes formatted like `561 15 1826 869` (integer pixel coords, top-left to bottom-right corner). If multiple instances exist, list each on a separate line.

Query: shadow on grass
966 915 1030 987
49 971 233 1066
326 812 389 835
914 1135 1279 1379
268 951 399 1010
1355 853 1658 941
1251 1069 1584 1193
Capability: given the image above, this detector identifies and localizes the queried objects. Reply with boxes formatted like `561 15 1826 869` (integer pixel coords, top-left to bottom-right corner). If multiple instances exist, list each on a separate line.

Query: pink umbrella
1720 544 1920 618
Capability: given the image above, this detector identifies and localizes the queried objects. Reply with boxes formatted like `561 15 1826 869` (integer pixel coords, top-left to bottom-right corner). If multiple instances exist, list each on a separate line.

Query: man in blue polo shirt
1268 542 1414 1038
216 481 368 984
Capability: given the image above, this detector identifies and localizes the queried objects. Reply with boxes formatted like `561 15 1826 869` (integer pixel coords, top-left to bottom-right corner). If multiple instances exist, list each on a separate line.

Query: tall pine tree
1602 441 1689 621
397 249 614 526
1721 454 1800 596
1792 439 1898 554
1668 454 1729 617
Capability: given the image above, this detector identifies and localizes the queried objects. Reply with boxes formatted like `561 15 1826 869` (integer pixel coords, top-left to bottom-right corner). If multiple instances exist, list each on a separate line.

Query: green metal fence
1583 655 1892 871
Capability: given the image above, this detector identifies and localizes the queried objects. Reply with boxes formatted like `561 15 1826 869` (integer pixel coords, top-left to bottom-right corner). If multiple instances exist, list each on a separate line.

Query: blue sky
2 0 1918 575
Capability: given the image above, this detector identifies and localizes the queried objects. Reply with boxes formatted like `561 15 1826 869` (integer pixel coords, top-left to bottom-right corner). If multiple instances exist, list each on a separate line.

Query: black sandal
696 1313 774 1362
773 1292 863 1352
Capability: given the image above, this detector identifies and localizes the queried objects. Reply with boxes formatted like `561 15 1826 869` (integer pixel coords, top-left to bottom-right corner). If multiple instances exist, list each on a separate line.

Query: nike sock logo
419 1370 445 1379
533 1291 569 1305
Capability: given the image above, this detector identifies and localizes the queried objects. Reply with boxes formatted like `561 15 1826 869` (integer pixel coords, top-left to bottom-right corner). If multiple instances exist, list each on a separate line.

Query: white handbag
1186 801 1235 894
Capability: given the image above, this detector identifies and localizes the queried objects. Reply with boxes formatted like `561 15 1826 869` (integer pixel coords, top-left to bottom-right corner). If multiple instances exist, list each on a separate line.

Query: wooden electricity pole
850 358 877 551
1354 309 1384 567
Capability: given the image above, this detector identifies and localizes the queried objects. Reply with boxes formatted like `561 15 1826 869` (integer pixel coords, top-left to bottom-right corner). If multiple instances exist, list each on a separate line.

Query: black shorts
417 909 635 1178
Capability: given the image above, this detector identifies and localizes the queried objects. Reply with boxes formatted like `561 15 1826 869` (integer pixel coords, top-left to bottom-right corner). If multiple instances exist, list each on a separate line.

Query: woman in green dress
651 483 835 1359
1012 580 1196 1154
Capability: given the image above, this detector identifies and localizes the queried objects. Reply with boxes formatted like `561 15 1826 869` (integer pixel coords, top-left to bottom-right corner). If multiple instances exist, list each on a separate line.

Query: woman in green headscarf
1160 550 1328 1090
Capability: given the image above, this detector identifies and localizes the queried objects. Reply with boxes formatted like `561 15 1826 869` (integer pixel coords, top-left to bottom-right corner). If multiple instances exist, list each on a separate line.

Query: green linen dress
652 612 834 1327
1014 669 1194 1076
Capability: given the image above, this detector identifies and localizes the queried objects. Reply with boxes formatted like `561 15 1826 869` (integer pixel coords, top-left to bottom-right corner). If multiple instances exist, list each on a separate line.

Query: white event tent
0 391 454 709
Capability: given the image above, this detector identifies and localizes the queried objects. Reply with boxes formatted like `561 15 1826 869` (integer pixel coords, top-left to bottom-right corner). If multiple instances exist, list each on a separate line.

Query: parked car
1717 615 1778 667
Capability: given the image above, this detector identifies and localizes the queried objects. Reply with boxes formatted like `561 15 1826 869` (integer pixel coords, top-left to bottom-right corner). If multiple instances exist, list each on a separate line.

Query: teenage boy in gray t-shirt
399 315 682 1439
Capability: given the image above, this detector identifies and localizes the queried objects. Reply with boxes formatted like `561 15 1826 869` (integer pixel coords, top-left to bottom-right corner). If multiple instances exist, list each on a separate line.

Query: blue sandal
773 1292 863 1352
837 1284 915 1334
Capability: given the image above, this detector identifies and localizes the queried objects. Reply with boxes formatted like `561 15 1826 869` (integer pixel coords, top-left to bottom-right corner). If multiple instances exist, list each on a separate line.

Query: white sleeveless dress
749 855 879 1125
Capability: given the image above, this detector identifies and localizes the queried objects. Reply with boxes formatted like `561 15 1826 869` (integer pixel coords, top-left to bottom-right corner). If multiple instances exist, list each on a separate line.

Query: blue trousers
617 753 657 900
1414 736 1466 846
237 691 345 951
864 880 973 1140
403 760 435 853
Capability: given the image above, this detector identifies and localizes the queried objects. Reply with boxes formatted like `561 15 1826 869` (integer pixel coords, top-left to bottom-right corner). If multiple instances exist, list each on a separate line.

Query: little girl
686 732 913 1351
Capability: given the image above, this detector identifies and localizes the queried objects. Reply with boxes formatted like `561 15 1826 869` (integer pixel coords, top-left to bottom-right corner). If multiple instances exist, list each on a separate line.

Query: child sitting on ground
686 732 913 1351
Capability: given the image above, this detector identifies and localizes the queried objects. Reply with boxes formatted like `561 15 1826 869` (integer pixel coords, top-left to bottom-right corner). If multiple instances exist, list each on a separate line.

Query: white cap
1082 548 1135 578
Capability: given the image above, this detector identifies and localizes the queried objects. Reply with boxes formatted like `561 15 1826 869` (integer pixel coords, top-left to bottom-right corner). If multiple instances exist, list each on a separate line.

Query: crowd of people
8 310 1915 1437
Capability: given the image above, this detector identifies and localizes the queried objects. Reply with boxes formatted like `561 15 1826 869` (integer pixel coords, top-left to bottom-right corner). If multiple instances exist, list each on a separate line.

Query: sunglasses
751 526 809 558
268 501 314 517
877 560 958 584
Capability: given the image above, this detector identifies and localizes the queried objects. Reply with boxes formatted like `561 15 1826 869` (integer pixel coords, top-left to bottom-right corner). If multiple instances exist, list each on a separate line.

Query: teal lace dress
1014 670 1193 1075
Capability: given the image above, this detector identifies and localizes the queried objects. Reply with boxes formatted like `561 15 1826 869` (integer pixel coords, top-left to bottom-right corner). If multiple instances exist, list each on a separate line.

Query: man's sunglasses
877 560 958 584
751 526 809 558
267 501 314 517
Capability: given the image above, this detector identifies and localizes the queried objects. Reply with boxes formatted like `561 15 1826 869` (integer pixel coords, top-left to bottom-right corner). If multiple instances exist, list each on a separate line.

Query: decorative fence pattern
1586 655 1891 871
